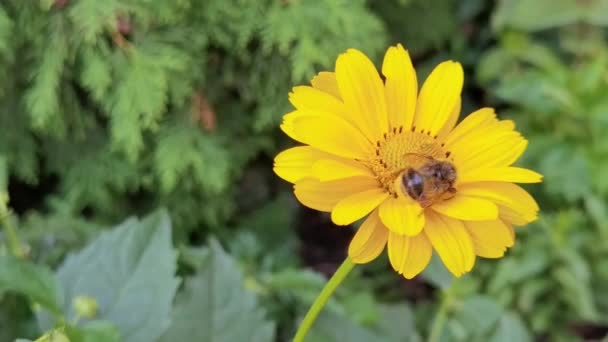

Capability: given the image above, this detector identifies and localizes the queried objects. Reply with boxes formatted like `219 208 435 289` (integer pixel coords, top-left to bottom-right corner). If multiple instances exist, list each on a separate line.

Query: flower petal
289 86 347 117
387 231 432 279
444 108 497 146
291 111 372 159
336 49 389 141
311 72 341 99
348 210 388 263
274 146 335 183
294 176 378 212
424 212 475 277
312 159 373 181
382 44 417 130
444 109 528 172
331 188 389 226
435 97 461 139
414 61 464 135
457 182 539 225
432 194 499 221
280 111 305 142
464 219 514 258
458 167 543 184
378 196 425 236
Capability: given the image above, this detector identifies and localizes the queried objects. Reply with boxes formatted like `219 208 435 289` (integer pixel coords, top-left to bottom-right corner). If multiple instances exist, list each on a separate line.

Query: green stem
428 286 454 342
293 257 356 342
1 211 24 258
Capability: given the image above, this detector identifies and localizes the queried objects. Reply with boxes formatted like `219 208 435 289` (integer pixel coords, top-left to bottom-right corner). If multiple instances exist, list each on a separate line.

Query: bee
401 154 457 208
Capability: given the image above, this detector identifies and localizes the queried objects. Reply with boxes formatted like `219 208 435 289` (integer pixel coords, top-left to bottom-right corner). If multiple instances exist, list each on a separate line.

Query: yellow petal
444 109 528 172
311 72 341 99
331 188 389 226
458 182 539 225
381 44 417 130
387 232 432 279
424 212 475 277
348 210 388 263
464 220 514 258
312 159 373 181
274 146 335 183
498 205 530 226
432 194 499 221
291 111 372 159
280 111 306 142
414 61 464 135
458 167 543 184
294 176 378 212
435 97 461 139
378 196 424 236
444 108 497 146
289 86 347 117
451 132 525 173
336 49 389 141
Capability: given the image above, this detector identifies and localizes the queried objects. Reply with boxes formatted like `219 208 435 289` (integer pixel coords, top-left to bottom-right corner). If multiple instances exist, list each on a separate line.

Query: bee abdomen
403 168 424 200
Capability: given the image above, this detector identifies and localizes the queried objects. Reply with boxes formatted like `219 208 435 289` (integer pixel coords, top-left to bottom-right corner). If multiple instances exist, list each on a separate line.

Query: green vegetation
1 0 608 341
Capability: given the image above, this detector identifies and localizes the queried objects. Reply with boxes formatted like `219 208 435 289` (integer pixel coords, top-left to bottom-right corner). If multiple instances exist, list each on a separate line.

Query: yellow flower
274 44 542 278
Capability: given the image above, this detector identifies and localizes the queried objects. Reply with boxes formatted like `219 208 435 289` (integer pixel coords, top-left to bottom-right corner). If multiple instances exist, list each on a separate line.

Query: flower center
365 126 452 196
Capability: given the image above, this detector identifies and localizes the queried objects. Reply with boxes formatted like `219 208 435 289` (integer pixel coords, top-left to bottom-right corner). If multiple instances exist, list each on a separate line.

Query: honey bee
401 154 457 208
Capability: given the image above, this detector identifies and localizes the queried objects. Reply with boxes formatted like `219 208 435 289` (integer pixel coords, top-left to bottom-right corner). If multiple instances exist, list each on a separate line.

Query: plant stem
1 209 24 258
428 285 454 342
293 257 356 342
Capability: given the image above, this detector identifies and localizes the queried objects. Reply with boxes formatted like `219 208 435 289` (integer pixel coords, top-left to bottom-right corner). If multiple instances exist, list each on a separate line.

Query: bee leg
418 196 433 209
442 189 457 201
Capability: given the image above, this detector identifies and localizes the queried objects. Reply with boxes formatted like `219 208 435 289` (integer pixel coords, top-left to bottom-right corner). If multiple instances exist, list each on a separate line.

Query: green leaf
160 239 275 342
308 311 382 342
37 209 180 342
0 255 61 313
457 296 502 335
492 0 608 31
0 7 12 55
375 303 420 342
68 0 121 42
422 254 453 289
25 16 68 131
66 321 121 342
489 312 532 342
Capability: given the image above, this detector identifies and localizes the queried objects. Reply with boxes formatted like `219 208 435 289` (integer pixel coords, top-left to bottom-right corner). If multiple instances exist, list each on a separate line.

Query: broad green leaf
489 312 531 342
307 311 382 342
66 321 121 342
37 209 179 342
422 254 453 289
0 255 61 313
160 239 275 342
457 296 502 335
375 303 420 342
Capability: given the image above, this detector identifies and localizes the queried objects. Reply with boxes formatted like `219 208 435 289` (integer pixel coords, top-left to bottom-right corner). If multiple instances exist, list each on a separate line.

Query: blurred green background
1 0 608 341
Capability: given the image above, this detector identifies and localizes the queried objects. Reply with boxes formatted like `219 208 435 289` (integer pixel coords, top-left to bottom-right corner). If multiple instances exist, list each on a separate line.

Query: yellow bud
73 295 98 319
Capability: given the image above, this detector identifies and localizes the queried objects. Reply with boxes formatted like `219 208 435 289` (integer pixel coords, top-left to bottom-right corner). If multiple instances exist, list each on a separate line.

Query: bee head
429 161 457 183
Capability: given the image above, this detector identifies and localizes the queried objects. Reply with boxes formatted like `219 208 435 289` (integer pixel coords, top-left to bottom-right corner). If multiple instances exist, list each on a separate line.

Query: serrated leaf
37 209 180 342
0 255 61 314
160 239 275 342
